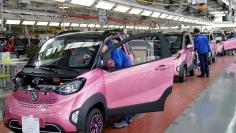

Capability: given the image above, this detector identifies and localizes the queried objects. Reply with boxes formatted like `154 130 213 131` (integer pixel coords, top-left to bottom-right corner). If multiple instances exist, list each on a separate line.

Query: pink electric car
221 37 236 54
202 33 217 64
163 32 195 82
213 32 226 56
3 31 174 133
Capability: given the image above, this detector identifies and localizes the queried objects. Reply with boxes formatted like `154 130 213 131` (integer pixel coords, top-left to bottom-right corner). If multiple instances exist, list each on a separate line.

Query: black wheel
212 55 216 62
189 68 195 76
179 68 186 82
86 108 104 133
208 58 212 65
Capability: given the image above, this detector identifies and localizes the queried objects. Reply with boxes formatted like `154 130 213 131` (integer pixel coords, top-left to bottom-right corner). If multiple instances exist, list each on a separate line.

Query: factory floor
0 55 235 133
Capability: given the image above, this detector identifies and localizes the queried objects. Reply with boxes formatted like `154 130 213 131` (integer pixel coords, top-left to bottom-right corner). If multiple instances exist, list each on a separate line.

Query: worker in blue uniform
194 28 211 78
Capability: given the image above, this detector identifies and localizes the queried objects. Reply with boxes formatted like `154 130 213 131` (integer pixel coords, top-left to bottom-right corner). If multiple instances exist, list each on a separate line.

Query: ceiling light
0 20 1 24
160 27 169 29
114 25 120 28
108 25 115 28
159 13 169 19
103 25 108 28
167 15 174 19
80 24 88 27
53 0 65 2
59 6 69 9
49 22 60 26
70 0 95 7
183 18 189 22
151 12 161 18
36 22 48 26
129 8 143 15
173 16 180 21
141 10 153 16
70 23 79 27
60 23 70 27
120 26 124 29
88 24 95 27
95 1 115 10
171 26 179 29
113 5 130 13
6 20 21 25
22 21 35 25
95 24 101 28
179 17 185 21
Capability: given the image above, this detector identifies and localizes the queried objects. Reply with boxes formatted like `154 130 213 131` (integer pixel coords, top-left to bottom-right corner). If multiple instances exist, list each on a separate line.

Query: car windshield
164 34 182 54
213 33 223 41
27 36 101 69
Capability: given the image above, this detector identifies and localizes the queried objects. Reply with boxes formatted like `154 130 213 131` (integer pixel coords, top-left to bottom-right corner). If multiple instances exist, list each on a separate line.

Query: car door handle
155 65 170 71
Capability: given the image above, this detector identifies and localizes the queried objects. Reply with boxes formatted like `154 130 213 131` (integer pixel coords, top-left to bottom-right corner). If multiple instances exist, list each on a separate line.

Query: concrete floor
0 55 235 133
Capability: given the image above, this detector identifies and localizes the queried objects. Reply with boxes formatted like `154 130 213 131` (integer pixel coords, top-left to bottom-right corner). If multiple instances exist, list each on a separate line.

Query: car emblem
31 91 38 102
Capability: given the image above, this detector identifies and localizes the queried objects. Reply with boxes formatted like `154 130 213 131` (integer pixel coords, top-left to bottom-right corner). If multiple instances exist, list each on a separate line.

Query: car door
102 33 174 115
184 34 194 67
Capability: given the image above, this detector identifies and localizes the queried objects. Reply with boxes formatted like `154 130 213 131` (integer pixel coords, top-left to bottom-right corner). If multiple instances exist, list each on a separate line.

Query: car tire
85 108 104 133
179 68 186 82
189 68 195 76
208 58 212 65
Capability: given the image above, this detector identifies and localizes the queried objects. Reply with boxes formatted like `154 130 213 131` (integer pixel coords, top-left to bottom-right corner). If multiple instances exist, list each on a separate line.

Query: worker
101 38 132 128
193 28 211 78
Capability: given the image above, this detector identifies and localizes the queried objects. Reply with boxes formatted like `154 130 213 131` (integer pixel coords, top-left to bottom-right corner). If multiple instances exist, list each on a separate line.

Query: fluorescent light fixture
209 11 226 14
151 12 161 18
70 0 95 7
95 24 101 28
160 27 169 29
88 24 95 27
103 25 108 28
141 10 153 16
129 8 143 15
159 13 169 19
59 6 69 9
49 22 60 26
179 17 185 21
60 23 70 27
53 0 65 2
154 27 159 29
173 16 180 21
95 1 115 10
6 20 21 25
108 25 115 28
70 23 79 27
167 15 174 19
214 14 226 17
127 25 134 29
80 24 88 27
171 26 179 29
36 22 48 26
0 20 2 24
183 18 189 22
114 5 130 13
114 25 120 28
22 21 35 25
120 26 124 29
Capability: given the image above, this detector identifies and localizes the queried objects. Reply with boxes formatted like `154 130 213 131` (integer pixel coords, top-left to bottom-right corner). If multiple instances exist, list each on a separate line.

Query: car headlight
55 78 86 95
172 53 181 59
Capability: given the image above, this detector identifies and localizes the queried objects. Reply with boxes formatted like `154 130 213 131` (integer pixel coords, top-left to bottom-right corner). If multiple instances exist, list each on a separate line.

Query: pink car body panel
223 38 236 51
173 44 194 76
104 57 174 109
4 69 106 132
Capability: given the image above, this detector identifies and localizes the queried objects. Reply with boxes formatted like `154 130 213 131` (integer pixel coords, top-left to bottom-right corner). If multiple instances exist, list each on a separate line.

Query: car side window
184 35 191 48
129 39 160 65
